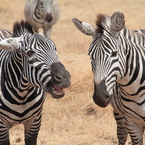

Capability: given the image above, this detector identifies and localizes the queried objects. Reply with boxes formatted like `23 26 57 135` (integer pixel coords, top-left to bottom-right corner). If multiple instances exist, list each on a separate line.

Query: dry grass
1 0 145 144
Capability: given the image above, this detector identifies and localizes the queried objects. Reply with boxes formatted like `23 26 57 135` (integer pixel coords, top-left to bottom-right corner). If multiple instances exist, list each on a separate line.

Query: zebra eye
26 50 36 57
111 51 117 57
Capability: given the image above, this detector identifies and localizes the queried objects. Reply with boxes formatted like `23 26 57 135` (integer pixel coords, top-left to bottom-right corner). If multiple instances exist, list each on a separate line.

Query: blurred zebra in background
24 0 60 39
0 20 71 145
72 11 145 145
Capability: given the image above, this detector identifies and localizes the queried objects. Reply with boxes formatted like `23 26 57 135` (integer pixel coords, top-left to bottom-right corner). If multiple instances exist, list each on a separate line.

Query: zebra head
72 11 125 107
36 0 54 22
0 20 71 99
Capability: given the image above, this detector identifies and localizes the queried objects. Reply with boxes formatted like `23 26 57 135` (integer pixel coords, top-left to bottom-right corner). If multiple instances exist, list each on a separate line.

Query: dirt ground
1 0 145 145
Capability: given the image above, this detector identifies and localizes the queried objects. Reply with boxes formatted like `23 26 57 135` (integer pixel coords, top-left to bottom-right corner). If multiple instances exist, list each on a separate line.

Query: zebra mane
13 20 34 37
96 14 111 33
96 14 145 47
122 26 145 48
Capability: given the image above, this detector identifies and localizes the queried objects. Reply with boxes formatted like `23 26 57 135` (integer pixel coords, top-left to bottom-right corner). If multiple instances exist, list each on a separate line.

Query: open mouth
46 82 65 99
53 85 64 96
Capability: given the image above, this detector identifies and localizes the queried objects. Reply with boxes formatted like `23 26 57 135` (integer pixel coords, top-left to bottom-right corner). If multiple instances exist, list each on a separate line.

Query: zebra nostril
54 75 62 81
45 13 53 22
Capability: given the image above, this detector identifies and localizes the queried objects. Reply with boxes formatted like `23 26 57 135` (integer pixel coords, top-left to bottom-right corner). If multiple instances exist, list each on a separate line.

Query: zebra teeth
53 86 64 96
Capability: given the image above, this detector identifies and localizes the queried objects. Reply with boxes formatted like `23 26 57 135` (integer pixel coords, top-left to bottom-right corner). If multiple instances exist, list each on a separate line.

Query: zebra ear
0 37 22 51
110 11 125 36
72 18 96 37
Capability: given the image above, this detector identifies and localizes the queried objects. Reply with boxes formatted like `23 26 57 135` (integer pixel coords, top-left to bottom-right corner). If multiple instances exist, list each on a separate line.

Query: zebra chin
93 80 111 108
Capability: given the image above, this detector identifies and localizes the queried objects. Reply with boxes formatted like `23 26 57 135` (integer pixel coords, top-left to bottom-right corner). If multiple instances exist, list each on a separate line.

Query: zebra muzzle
93 79 110 107
45 13 53 22
45 62 71 99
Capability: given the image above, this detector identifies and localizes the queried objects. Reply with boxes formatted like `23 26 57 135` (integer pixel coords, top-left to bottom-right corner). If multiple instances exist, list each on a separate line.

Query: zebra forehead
96 14 111 33
34 33 54 44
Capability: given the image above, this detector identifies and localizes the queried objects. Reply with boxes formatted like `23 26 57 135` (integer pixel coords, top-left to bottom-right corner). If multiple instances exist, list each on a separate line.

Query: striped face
0 30 71 99
21 33 71 98
21 33 58 87
88 31 122 107
72 11 125 107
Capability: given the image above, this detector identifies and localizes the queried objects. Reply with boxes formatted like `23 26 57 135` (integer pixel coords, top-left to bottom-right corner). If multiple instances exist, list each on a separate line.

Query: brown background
1 0 145 144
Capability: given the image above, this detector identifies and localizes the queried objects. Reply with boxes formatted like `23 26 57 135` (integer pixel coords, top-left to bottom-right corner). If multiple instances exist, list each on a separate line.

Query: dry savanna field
1 0 145 145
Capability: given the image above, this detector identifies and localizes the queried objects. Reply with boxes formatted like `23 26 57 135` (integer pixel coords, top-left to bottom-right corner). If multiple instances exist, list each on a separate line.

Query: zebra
24 0 60 39
72 11 145 145
0 20 71 145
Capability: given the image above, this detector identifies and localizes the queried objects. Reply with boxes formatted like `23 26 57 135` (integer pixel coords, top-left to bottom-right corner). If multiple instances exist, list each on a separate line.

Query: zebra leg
44 25 52 39
126 120 143 145
113 110 128 145
0 121 10 145
23 114 42 145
